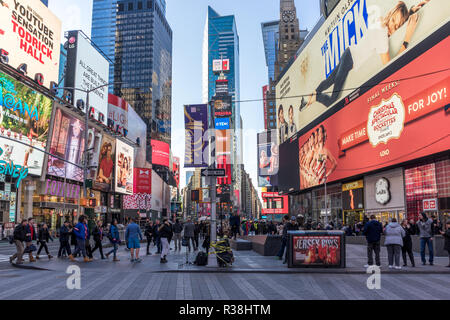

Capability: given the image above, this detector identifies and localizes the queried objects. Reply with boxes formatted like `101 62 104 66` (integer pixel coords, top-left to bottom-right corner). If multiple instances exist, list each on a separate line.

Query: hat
291 216 296 221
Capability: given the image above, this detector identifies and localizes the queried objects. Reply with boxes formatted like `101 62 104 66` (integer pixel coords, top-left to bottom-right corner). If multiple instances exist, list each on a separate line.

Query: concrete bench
238 235 283 256
230 239 252 251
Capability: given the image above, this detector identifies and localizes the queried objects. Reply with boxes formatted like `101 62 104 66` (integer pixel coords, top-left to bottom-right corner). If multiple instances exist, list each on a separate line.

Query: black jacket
25 224 36 242
153 224 160 237
159 224 172 238
59 226 71 242
38 228 53 243
173 222 183 234
144 223 154 237
13 224 26 242
402 225 414 249
194 224 200 237
92 226 103 242
444 229 450 252
70 231 77 246
283 222 299 239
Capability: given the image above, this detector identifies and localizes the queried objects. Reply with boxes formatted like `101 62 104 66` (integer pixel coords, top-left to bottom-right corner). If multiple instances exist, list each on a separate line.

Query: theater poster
292 235 341 267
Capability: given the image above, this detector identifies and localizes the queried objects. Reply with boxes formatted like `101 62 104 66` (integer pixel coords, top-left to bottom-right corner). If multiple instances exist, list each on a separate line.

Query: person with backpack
172 219 183 252
105 219 120 261
36 223 54 260
283 216 299 264
69 216 91 263
417 212 434 265
58 221 72 258
9 220 28 265
91 220 105 260
125 217 143 262
362 215 383 267
401 219 415 267
25 218 37 262
384 218 405 269
144 219 154 255
158 218 172 263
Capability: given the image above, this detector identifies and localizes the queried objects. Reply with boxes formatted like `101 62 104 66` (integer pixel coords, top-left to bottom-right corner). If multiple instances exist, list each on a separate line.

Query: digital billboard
257 130 279 187
262 192 289 215
0 0 62 88
212 95 232 118
151 139 170 167
214 117 230 130
0 71 53 176
173 156 180 188
212 59 230 72
115 139 134 195
127 105 147 168
108 94 128 136
215 129 231 165
276 0 449 144
287 36 450 191
95 134 115 191
184 104 209 168
65 30 109 125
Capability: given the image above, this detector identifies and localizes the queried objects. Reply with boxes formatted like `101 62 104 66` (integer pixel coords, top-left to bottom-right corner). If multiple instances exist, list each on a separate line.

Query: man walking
276 215 290 261
69 216 91 263
194 221 200 250
183 217 196 252
153 219 162 254
230 213 240 240
58 221 72 258
25 218 36 262
10 220 27 264
283 216 299 264
363 215 383 267
418 212 434 265
91 220 105 259
159 218 173 263
144 219 154 255
125 218 143 262
172 219 183 252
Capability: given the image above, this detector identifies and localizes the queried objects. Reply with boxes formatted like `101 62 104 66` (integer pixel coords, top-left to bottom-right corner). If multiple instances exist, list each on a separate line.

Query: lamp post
318 154 328 226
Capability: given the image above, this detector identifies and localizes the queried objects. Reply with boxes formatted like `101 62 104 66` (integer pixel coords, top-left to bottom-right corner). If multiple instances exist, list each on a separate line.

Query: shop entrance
343 210 364 225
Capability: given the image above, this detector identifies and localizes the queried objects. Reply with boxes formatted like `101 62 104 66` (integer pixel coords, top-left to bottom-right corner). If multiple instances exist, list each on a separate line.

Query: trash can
287 230 346 268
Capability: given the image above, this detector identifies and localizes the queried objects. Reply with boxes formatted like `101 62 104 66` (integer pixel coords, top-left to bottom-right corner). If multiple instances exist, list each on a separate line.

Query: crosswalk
0 254 10 263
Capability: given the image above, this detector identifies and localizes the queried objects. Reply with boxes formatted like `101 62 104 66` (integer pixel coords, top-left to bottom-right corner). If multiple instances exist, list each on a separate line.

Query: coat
92 226 103 242
25 224 36 242
13 224 26 242
183 222 195 238
444 229 450 252
417 218 433 238
384 222 405 246
109 224 120 243
402 225 414 250
363 220 383 243
38 228 53 243
59 226 71 243
73 222 89 240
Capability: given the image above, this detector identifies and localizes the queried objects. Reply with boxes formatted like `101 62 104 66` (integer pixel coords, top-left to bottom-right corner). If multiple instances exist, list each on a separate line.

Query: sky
48 0 321 193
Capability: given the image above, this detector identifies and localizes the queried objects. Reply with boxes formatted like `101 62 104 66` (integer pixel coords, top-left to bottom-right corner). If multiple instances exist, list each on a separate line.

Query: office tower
113 0 173 146
40 0 48 6
261 20 279 84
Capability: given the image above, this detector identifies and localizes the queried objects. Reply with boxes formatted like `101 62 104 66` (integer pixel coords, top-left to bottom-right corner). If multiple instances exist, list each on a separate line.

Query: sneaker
388 265 393 269
429 262 433 266
130 258 135 262
403 264 407 267
422 262 426 265
160 258 165 263
395 266 402 270
364 264 373 268
135 258 142 263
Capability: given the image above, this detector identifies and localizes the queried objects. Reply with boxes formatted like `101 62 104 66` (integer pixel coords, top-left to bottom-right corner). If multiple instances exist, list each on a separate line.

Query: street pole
324 163 328 226
83 91 90 198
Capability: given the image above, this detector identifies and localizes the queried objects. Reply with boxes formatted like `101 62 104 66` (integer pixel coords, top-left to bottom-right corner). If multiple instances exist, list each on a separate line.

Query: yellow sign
342 180 364 192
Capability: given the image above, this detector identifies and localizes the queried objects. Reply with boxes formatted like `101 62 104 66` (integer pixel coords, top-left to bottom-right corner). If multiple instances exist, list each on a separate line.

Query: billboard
214 117 230 130
184 104 209 168
257 130 279 187
212 59 230 72
173 156 180 188
292 234 342 266
107 94 128 136
95 134 115 191
212 95 232 118
0 0 61 89
151 139 169 167
215 129 232 165
276 0 450 144
127 105 147 168
262 192 289 215
0 71 53 176
185 170 194 185
65 30 109 125
263 85 269 130
115 139 134 195
215 79 229 95
288 36 450 191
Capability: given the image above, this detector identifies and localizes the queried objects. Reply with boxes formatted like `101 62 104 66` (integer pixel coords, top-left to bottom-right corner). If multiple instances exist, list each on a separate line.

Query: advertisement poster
95 134 115 191
257 130 279 187
215 129 231 164
151 139 170 167
184 104 209 168
47 107 85 181
134 167 151 194
65 30 109 125
293 235 341 266
107 94 128 136
212 95 232 118
127 105 147 168
115 139 134 195
173 157 180 188
276 0 449 144
0 0 62 88
0 71 53 176
295 36 450 191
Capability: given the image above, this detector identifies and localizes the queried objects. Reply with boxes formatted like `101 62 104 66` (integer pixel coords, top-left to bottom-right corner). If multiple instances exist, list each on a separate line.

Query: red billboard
298 37 450 190
151 139 170 167
262 192 289 214
134 168 151 194
173 157 180 188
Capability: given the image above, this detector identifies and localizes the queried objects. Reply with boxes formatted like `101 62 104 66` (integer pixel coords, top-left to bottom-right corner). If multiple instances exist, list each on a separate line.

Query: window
128 2 133 10
118 3 124 11
147 1 153 9
138 1 143 9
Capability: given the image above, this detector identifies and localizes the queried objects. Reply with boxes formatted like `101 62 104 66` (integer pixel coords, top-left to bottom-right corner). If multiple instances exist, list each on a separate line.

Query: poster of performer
115 139 134 195
292 235 341 266
95 135 116 191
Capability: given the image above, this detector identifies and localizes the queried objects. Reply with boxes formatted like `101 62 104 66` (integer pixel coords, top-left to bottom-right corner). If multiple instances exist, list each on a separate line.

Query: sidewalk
4 241 449 274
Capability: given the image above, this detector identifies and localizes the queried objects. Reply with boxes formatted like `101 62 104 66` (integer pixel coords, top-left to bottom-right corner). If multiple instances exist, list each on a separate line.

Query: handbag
182 238 188 247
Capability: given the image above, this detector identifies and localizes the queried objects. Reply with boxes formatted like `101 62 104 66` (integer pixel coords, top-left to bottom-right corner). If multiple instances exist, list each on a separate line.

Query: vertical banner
115 139 134 195
184 104 208 167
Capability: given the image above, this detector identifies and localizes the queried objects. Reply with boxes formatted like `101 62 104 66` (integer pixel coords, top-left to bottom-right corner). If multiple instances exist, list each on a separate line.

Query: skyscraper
261 20 279 84
112 0 173 146
40 0 48 6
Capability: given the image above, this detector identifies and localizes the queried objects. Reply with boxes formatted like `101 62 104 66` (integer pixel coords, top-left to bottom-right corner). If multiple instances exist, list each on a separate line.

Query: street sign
201 169 226 177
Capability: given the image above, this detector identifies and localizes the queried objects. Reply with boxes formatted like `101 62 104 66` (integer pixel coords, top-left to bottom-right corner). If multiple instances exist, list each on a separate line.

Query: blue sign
215 117 230 130
0 147 28 188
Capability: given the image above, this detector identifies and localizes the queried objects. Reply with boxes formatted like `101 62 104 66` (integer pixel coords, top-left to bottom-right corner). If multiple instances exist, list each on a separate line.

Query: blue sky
48 0 321 191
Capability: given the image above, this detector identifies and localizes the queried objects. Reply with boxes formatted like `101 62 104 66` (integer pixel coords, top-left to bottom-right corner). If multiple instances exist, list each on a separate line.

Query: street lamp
318 154 328 226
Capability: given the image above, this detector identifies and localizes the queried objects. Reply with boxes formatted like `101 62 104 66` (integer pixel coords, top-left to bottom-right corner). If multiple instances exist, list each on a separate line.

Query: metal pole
324 164 328 226
83 91 89 198
210 176 217 242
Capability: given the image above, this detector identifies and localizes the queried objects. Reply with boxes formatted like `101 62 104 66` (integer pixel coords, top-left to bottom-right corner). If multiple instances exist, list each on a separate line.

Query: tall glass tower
113 0 173 146
40 0 48 6
261 20 279 84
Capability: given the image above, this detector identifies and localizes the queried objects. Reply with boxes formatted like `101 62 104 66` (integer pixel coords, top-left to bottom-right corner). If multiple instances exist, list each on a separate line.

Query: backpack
195 251 208 266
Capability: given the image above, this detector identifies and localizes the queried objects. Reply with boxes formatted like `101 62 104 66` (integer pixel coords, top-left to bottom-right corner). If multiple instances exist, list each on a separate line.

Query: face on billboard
96 135 115 189
66 31 109 125
115 139 134 195
48 107 85 181
0 0 61 88
184 104 209 168
257 130 279 186
293 36 450 191
108 94 128 136
151 139 170 167
276 0 448 138
0 71 53 176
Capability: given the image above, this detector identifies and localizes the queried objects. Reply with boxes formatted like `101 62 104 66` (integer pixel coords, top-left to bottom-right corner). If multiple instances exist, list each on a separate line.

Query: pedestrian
158 218 172 263
36 223 54 260
69 215 91 263
409 219 419 235
153 219 162 254
70 223 78 256
9 219 27 265
125 217 143 262
58 221 72 258
362 215 383 267
401 219 415 267
194 221 200 249
283 216 299 264
172 219 183 252
183 217 196 252
229 213 240 240
384 218 405 269
25 218 37 262
91 220 106 260
105 219 120 261
144 219 154 255
276 215 290 261
417 212 434 265
440 221 450 267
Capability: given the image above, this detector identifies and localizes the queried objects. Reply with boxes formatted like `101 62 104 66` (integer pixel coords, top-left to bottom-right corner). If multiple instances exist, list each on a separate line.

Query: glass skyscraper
261 20 279 84
40 0 48 6
113 0 172 146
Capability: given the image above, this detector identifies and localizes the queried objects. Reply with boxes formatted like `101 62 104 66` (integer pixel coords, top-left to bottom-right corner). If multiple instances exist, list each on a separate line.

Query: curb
154 268 450 274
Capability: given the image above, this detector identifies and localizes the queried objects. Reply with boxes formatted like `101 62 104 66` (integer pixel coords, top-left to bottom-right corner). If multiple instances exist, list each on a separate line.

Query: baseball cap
290 216 296 221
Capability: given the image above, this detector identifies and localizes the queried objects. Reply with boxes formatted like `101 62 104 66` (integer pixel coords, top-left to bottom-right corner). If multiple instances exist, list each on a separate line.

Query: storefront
0 174 18 224
364 168 406 224
342 180 364 225
311 184 342 226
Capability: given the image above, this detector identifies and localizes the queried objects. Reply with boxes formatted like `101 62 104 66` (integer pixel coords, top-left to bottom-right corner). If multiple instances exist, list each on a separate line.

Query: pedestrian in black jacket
363 215 383 267
283 216 299 264
36 223 54 259
144 219 154 255
194 221 200 250
70 226 78 257
9 220 28 264
91 220 105 259
153 219 162 254
58 221 72 258
25 218 37 262
159 219 173 263
401 219 415 267
440 221 450 267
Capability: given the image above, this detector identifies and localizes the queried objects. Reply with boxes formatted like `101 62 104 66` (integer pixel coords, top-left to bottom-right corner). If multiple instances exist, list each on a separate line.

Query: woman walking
36 223 54 260
401 219 415 267
105 219 120 261
91 220 106 260
158 219 172 263
384 218 405 269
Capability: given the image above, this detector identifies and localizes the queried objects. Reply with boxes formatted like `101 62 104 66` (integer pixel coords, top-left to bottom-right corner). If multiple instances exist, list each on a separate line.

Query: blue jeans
73 239 87 258
420 237 434 263
107 243 118 259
